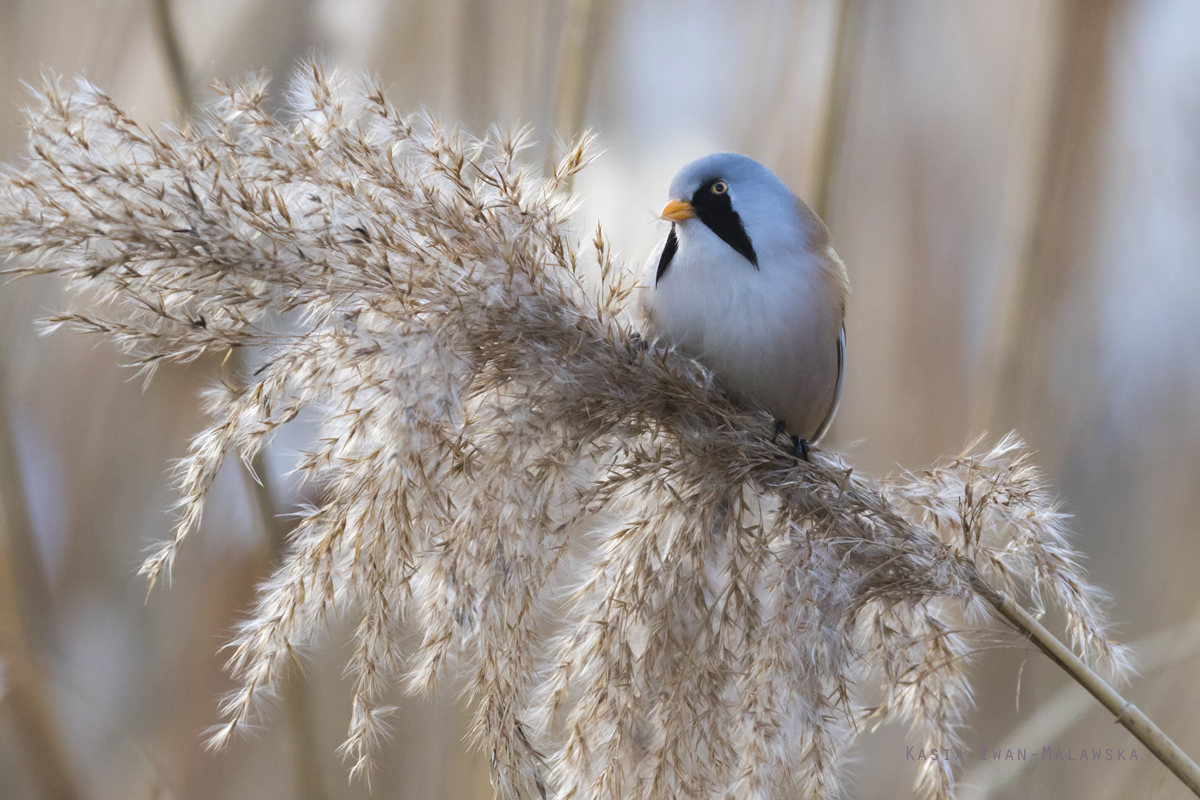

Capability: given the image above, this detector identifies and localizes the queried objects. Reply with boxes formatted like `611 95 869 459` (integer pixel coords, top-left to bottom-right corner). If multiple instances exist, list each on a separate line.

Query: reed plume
0 63 1133 800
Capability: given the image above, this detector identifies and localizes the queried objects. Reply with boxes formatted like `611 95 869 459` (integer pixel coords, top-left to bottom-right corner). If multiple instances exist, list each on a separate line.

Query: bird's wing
655 224 679 285
811 325 845 445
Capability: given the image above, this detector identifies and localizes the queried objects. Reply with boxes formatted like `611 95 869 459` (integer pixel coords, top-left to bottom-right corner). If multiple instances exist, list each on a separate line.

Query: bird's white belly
641 246 839 440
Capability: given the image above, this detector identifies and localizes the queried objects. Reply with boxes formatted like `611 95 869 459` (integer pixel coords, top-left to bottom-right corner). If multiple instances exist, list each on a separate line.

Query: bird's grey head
659 152 802 271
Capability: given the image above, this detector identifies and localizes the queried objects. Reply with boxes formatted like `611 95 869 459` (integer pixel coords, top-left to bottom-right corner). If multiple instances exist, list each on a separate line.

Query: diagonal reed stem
971 574 1200 797
961 614 1200 798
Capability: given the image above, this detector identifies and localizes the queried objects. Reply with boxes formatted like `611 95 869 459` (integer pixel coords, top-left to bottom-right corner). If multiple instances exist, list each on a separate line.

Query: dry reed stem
0 66 1163 799
0 367 55 646
810 0 858 223
544 0 603 189
0 375 80 800
966 0 1067 435
233 348 328 800
962 615 1200 799
149 0 194 112
145 10 328 792
977 0 1123 437
253 495 327 800
974 582 1200 796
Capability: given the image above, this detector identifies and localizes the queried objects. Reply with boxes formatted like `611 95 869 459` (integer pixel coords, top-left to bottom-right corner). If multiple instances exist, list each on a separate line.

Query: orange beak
660 198 695 222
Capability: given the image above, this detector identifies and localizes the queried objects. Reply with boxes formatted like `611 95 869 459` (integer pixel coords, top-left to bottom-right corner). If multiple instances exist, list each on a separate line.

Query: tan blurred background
1 0 1199 798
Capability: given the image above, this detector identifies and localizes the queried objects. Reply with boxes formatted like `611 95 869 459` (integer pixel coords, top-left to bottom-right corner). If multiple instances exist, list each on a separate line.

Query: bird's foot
791 435 811 462
627 332 650 364
772 418 788 444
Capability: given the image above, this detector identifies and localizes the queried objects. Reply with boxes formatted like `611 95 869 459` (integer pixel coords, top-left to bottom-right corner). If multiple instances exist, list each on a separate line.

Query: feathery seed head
0 64 1128 800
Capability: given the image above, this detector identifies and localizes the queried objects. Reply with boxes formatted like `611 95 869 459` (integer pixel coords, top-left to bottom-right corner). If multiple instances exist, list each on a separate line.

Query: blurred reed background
0 0 1198 798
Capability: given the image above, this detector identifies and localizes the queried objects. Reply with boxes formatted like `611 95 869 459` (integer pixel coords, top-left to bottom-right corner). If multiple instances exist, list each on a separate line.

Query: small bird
637 152 849 459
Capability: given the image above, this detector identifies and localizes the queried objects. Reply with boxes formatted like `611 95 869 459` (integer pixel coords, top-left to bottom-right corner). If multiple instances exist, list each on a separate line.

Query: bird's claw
773 421 810 462
628 332 651 365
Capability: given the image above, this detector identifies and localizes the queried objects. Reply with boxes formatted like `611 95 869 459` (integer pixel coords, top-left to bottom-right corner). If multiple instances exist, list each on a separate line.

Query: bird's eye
711 180 728 195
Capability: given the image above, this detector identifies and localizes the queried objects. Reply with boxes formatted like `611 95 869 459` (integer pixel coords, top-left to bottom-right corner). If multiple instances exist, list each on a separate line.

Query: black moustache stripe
692 179 758 268
655 224 679 285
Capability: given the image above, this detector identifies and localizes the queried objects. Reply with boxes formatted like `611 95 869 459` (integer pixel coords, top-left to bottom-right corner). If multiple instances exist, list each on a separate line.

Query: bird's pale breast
639 232 843 441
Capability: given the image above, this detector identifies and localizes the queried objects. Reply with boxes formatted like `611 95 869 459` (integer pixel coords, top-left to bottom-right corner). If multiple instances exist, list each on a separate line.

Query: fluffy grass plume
0 64 1129 799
